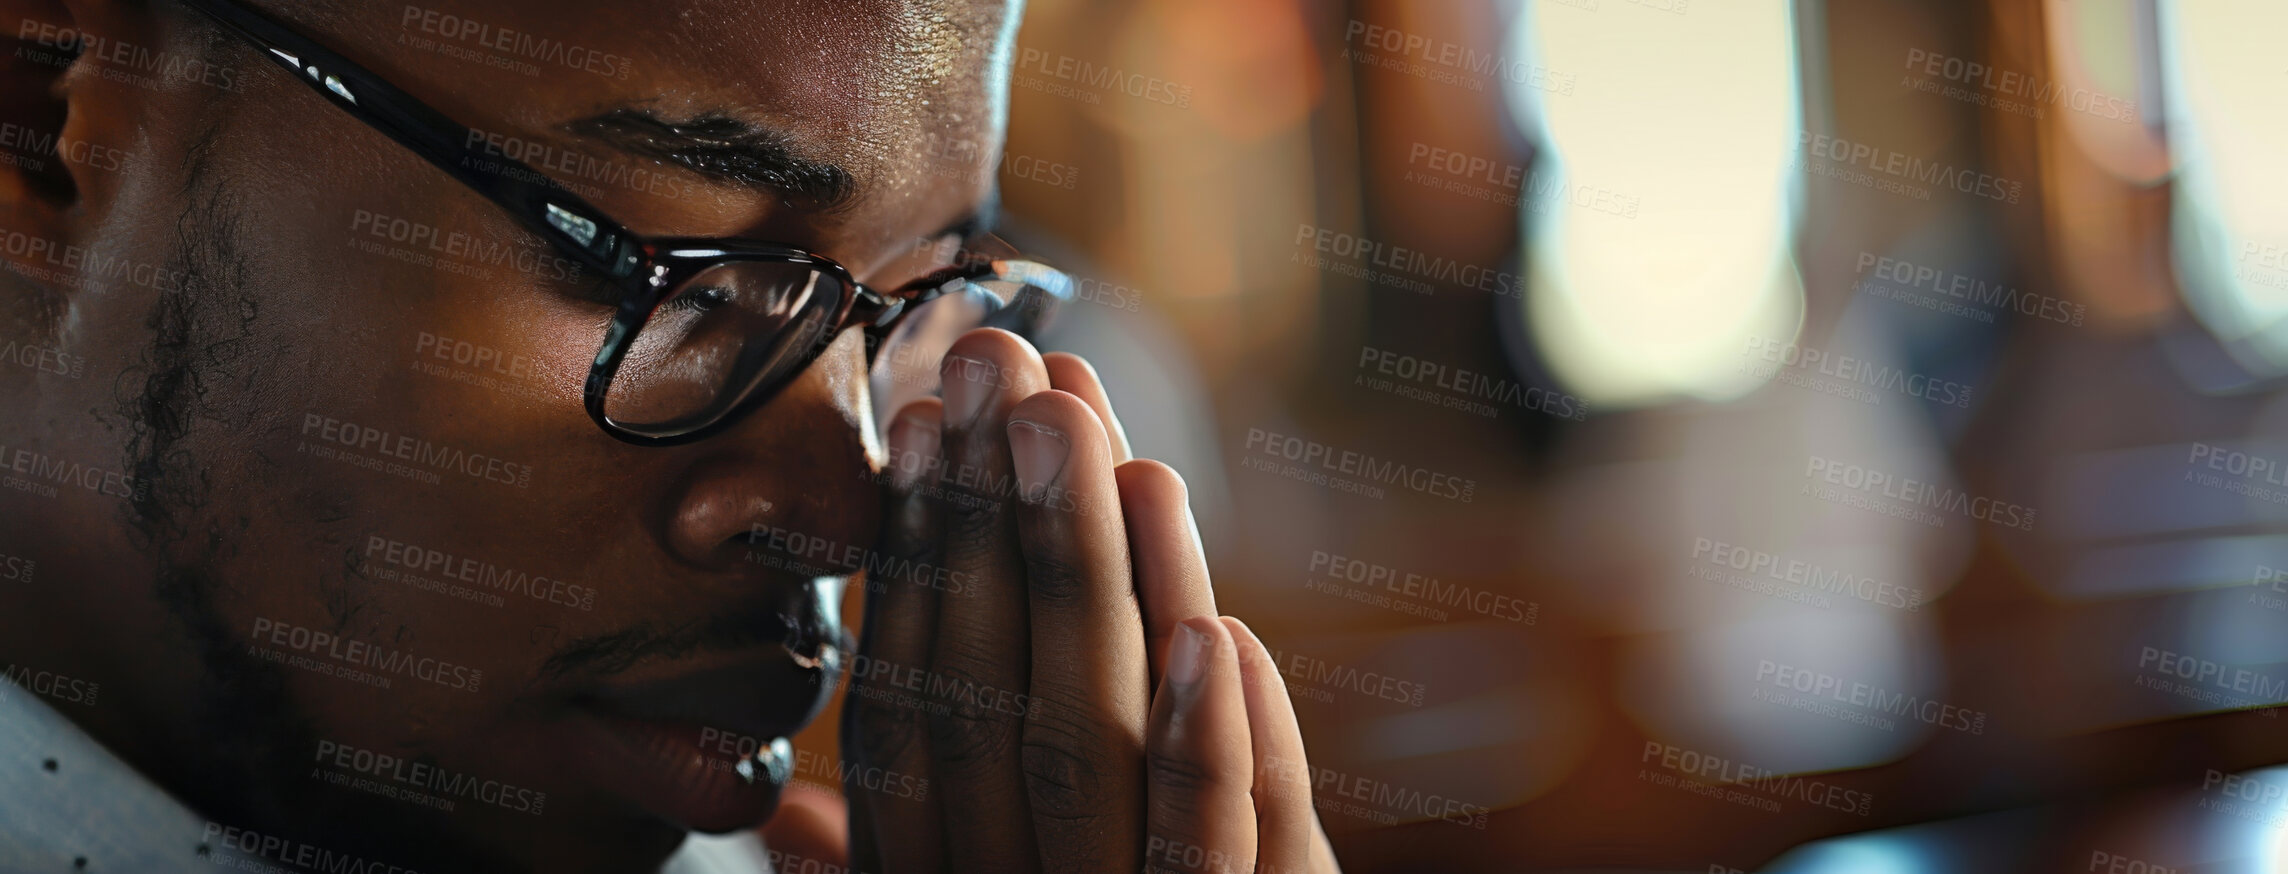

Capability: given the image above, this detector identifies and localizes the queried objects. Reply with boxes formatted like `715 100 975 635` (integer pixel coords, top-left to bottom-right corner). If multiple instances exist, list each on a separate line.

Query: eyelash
665 286 730 313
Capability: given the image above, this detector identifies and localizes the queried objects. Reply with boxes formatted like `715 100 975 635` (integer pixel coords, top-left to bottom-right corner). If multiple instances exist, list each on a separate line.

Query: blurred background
811 0 2288 870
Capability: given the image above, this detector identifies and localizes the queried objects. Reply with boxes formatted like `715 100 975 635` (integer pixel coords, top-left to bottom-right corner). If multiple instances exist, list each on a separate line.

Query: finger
843 399 949 874
1143 617 1256 874
1043 352 1132 463
928 328 1052 872
1116 460 1217 683
1006 389 1149 870
1223 617 1333 874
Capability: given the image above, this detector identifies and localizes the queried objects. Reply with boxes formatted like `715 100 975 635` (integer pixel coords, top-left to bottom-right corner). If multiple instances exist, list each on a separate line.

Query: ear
0 0 183 282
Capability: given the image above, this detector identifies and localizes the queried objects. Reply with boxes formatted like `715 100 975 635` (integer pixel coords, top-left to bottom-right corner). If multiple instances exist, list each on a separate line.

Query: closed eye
665 285 733 313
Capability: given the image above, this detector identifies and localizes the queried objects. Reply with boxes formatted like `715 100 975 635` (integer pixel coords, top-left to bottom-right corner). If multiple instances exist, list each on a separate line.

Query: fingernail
886 413 940 491
941 355 996 430
1007 420 1069 503
1169 622 1208 690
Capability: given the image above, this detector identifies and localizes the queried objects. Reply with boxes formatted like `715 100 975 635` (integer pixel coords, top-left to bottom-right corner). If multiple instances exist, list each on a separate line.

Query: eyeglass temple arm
176 0 648 282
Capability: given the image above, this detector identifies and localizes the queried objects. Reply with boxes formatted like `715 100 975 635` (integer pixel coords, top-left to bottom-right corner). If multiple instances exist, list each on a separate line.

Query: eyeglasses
179 0 1071 446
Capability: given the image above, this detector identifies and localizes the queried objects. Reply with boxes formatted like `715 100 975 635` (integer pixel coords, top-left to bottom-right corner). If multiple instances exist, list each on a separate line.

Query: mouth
547 612 845 833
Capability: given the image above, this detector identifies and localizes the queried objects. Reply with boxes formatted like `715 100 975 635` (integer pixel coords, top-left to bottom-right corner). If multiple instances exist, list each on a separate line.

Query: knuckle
939 497 1011 560
842 691 926 764
876 504 942 565
920 664 1023 768
1145 747 1242 804
1018 714 1125 821
1019 549 1091 606
924 695 1016 767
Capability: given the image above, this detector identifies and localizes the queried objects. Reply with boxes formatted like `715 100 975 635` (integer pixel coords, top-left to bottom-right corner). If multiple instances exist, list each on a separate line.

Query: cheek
177 197 615 730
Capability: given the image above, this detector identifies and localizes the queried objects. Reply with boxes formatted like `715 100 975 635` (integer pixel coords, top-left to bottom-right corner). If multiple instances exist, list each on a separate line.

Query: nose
660 328 883 574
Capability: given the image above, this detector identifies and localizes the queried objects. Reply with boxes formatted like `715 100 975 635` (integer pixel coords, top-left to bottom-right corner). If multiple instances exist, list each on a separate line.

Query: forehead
269 0 1017 229
605 0 1011 155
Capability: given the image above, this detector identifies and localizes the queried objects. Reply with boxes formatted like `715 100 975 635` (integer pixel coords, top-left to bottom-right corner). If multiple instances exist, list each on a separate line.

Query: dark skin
0 0 1335 872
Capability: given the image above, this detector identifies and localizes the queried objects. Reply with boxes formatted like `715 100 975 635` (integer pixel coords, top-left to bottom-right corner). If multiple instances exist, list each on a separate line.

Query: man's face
6 0 1016 869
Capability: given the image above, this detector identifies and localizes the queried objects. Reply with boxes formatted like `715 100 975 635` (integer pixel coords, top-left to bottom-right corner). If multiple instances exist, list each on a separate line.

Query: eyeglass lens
602 261 846 439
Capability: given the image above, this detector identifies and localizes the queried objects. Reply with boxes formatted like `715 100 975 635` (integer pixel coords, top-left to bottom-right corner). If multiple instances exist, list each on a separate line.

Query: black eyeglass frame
179 0 1030 446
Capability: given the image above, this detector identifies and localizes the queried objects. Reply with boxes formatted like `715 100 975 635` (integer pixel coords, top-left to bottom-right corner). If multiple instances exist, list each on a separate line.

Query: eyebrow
563 109 859 210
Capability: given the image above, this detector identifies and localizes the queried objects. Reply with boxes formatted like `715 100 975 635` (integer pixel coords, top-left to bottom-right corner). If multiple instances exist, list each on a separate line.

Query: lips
559 642 840 833
531 575 846 832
